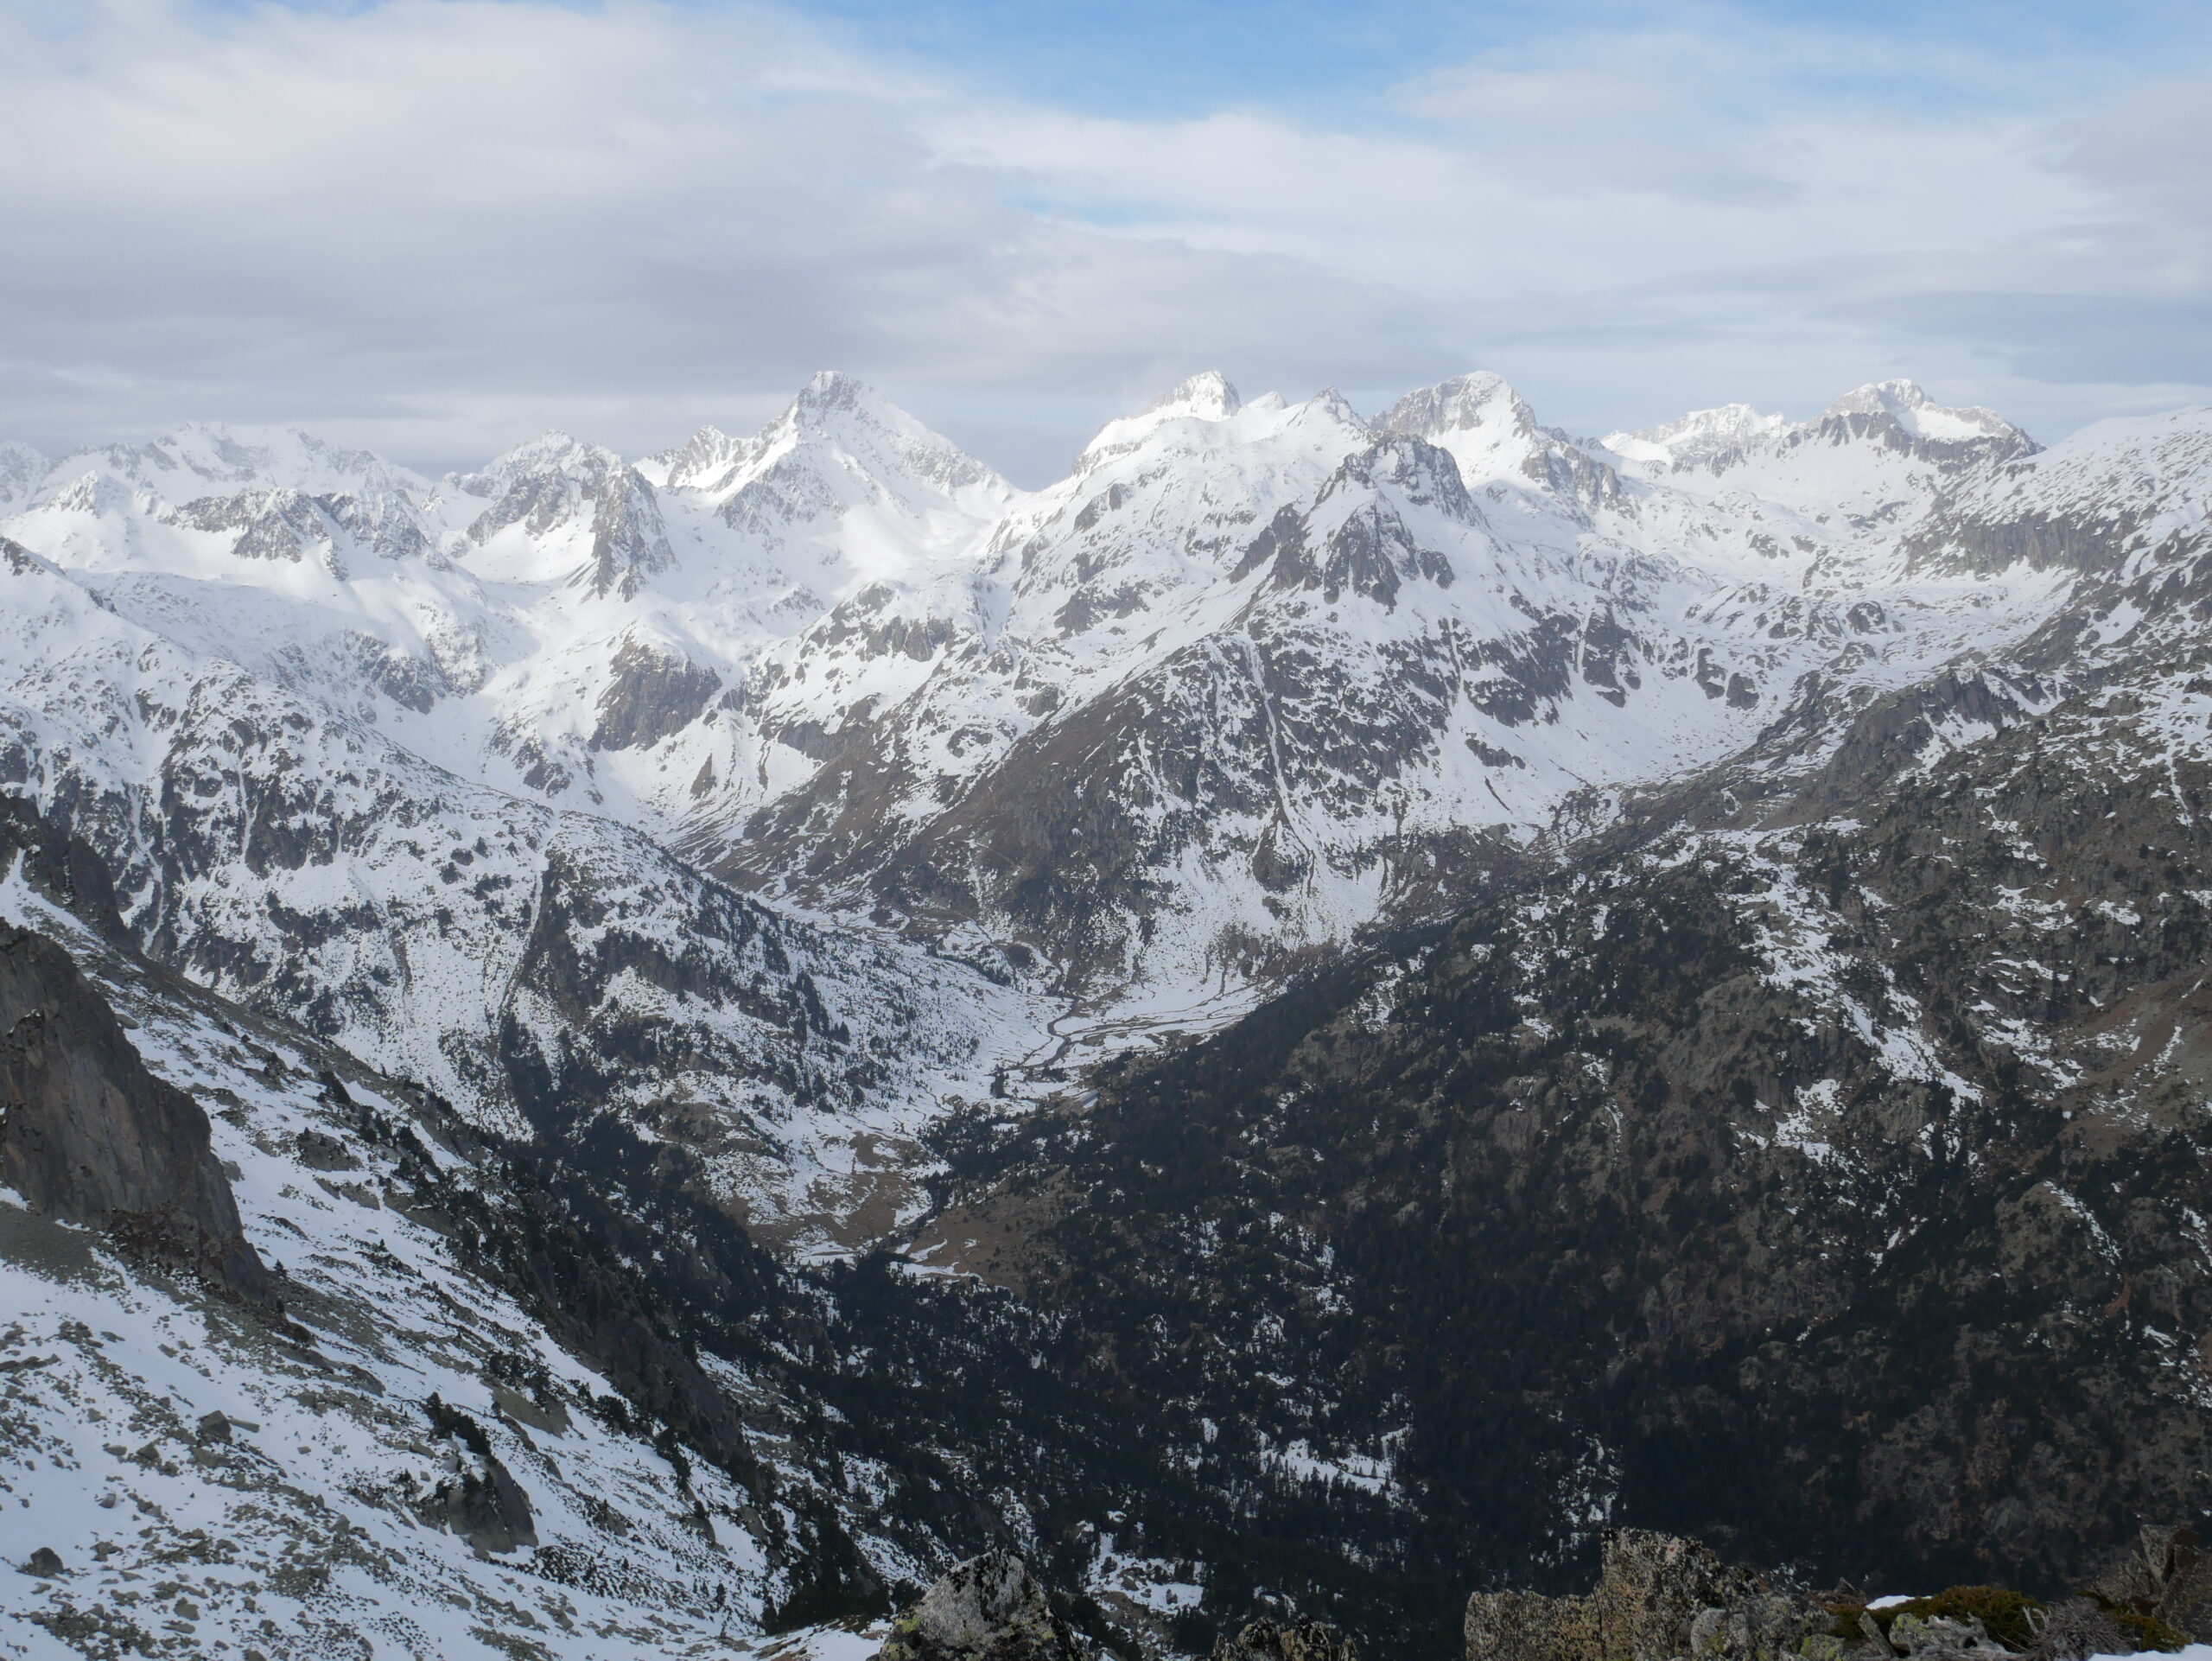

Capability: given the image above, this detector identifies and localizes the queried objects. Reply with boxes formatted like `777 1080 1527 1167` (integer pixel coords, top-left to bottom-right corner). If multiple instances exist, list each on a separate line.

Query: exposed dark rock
20 1547 62 1577
293 1129 360 1171
1459 1535 2103 1661
925 642 2212 1651
428 1455 537 1555
590 638 721 752
878 1553 1084 1661
458 437 673 598
0 923 270 1301
420 1397 537 1554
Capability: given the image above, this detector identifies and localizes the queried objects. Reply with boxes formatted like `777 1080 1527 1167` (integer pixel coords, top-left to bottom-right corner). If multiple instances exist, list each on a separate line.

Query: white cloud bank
1 0 2207 480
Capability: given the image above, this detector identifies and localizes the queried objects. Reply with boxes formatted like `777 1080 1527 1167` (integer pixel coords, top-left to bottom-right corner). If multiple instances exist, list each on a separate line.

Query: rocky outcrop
1465 1531 1821 1661
420 1397 537 1554
2081 1526 2212 1644
0 923 270 1301
877 1553 1084 1661
426 1454 537 1555
1214 1615 1361 1661
590 637 722 752
1460 1531 2206 1661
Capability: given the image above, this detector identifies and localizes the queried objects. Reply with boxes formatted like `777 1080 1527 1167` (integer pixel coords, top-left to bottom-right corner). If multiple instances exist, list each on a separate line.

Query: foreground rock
2083 1528 2212 1645
1466 1531 1823 1661
0 922 270 1300
878 1553 1084 1661
1465 1531 2202 1661
1214 1615 1361 1661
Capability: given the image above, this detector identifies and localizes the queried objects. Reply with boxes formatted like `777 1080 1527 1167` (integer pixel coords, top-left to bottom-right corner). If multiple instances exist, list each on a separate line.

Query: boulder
877 1552 1083 1661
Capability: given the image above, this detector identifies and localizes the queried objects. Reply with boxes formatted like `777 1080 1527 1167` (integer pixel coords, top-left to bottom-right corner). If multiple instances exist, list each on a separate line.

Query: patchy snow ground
0 881 785 1658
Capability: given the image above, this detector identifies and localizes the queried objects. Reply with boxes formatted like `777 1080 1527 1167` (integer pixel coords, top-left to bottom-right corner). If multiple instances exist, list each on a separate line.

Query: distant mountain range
4 369 2211 1659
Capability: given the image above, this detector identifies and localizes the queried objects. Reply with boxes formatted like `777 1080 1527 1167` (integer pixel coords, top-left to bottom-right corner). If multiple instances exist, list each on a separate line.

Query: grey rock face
1872 1613 2012 1660
455 433 673 598
878 1552 1084 1661
420 1397 537 1554
429 1456 537 1555
0 923 270 1301
591 638 722 752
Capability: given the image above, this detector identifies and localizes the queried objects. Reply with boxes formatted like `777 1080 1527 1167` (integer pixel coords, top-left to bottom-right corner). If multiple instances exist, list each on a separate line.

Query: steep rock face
168 484 433 569
420 1397 539 1554
0 844 1267 1656
590 636 722 752
0 921 268 1299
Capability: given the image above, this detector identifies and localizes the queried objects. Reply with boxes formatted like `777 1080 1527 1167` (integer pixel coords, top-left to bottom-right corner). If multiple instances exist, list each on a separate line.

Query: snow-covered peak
1301 387 1363 430
1803 379 2032 452
1147 371 1242 421
1911 404 2212 579
0 440 47 506
1993 403 2212 504
1377 372 1566 492
641 423 744 491
791 367 889 421
46 421 425 506
1380 372 1533 441
447 432 673 597
702 373 1013 588
1604 403 1786 466
1075 372 1250 474
775 370 1006 497
653 375 1007 515
454 430 619 487
1313 431 1478 525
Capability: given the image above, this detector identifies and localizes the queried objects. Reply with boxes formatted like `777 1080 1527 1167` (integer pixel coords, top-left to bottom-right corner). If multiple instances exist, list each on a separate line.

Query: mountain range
2 366 2210 1660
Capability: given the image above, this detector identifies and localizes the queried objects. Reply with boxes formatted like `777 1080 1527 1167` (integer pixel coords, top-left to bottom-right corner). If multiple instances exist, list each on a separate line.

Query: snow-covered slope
6 372 2212 1657
0 854 1139 1660
0 849 788 1657
0 527 1039 1249
1 370 2202 1136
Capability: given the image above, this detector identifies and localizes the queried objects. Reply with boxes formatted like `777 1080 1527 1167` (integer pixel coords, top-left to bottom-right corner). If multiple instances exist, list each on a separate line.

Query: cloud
0 0 2208 479
925 6 2212 434
0 0 1451 476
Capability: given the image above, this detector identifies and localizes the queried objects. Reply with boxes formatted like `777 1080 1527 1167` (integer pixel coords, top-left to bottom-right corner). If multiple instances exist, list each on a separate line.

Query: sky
2 0 2210 485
